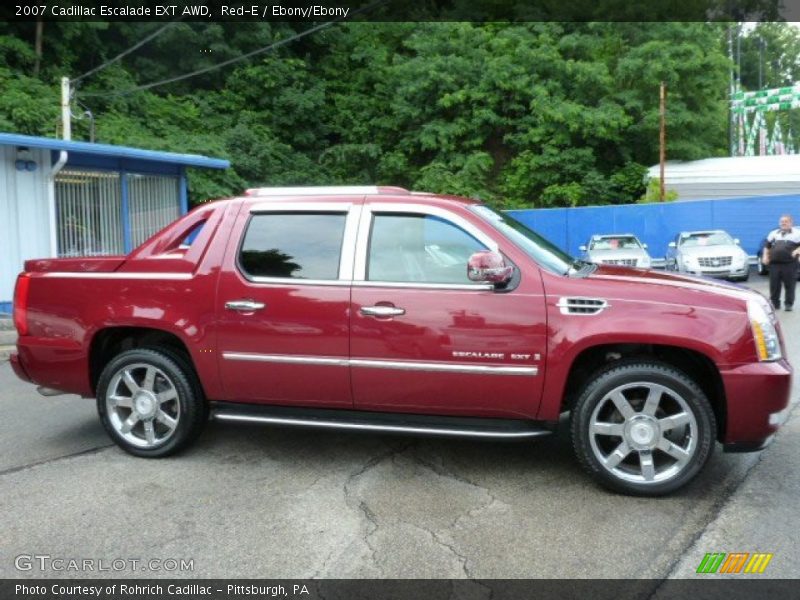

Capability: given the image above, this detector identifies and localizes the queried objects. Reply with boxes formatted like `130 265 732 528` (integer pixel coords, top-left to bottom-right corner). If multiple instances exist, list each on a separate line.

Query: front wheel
97 348 206 457
571 361 716 496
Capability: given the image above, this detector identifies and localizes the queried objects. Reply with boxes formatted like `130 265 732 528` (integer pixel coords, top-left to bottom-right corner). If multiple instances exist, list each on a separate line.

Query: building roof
0 132 229 169
648 155 800 183
646 155 800 200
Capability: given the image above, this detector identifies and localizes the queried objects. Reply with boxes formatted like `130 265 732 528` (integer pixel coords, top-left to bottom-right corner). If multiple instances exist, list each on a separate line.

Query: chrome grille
697 256 732 267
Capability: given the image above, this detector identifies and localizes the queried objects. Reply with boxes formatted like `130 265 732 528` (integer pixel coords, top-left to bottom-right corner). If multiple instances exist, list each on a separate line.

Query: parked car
665 230 750 281
579 234 652 269
10 186 791 496
756 237 800 278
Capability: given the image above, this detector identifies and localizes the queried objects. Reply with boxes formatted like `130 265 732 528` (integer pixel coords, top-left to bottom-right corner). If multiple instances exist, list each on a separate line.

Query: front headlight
747 298 781 361
640 257 651 268
734 252 747 267
682 255 693 267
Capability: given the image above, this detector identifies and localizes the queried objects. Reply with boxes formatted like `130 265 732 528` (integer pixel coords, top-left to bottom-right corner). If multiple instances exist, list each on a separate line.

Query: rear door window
239 212 347 280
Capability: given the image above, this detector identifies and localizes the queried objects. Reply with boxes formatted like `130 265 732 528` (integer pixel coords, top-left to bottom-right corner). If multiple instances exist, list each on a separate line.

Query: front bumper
684 265 749 279
720 358 792 450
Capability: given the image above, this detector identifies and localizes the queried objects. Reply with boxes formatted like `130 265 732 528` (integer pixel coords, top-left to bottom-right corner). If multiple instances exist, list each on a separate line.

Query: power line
70 18 183 85
78 0 387 99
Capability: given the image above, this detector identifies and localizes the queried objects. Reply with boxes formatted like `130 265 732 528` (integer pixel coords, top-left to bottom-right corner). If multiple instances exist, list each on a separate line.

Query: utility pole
33 19 43 77
60 76 71 140
728 25 735 155
659 81 666 202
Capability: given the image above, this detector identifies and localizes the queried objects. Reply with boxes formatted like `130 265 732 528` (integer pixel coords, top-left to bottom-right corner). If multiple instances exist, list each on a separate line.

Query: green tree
0 21 735 207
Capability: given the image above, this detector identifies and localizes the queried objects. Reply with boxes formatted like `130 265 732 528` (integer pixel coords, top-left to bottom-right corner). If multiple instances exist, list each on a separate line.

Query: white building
647 155 800 200
0 133 229 313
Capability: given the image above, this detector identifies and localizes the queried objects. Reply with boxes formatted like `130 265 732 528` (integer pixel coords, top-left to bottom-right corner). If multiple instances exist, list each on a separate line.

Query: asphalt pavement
0 275 797 581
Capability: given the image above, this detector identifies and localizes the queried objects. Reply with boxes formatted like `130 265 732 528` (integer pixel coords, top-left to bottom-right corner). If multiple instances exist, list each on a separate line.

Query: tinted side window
179 221 205 248
239 212 346 280
368 214 487 284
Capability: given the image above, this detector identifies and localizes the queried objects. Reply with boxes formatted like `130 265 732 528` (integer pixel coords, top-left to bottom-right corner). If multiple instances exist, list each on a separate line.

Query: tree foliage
0 20 746 207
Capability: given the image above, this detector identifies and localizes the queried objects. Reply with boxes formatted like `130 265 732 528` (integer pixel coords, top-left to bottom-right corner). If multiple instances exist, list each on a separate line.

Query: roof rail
244 185 409 197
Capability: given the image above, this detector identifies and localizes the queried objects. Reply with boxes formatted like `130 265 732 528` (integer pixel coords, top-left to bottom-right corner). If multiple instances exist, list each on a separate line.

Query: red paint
12 273 30 336
9 191 792 449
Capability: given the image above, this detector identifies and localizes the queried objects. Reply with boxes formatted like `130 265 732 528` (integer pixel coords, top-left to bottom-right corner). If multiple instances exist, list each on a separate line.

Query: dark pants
769 261 797 308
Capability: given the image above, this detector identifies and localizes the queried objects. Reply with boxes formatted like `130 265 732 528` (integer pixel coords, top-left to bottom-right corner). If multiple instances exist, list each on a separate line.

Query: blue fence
508 194 800 259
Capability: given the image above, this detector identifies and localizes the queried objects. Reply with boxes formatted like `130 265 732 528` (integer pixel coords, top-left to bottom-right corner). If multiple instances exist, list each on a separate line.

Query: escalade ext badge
452 351 506 359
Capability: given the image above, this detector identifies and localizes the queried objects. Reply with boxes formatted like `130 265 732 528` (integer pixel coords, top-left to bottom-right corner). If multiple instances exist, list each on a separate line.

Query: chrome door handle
225 300 266 312
360 305 405 317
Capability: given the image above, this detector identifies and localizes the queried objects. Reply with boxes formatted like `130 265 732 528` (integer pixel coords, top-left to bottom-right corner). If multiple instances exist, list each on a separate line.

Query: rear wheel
97 348 206 457
571 361 716 496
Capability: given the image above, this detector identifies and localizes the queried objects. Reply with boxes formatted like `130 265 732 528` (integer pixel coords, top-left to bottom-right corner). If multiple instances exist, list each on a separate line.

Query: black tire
149 345 210 424
96 348 206 457
571 361 716 496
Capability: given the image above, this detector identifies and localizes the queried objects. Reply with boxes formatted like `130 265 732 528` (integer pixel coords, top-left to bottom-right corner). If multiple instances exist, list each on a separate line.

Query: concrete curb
0 345 14 362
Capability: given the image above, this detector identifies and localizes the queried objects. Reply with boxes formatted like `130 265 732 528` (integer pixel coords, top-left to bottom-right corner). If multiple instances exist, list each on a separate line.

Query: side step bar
211 403 554 440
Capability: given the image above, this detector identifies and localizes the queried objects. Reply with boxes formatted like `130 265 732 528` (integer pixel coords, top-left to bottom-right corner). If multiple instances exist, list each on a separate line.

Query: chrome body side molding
222 352 538 376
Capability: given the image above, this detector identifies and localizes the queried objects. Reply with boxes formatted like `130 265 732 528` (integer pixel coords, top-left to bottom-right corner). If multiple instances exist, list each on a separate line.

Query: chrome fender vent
556 297 610 315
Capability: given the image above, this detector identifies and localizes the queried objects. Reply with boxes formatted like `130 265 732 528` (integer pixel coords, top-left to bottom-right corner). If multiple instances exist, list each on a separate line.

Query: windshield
680 232 734 247
589 236 642 250
471 205 576 275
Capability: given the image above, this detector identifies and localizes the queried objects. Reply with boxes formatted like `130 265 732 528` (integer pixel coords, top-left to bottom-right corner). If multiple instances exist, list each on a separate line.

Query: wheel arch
89 327 203 398
558 342 726 442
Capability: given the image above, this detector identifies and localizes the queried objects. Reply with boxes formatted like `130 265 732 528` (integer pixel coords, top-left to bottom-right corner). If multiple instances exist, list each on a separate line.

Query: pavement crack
411 451 484 490
430 527 472 578
0 444 114 477
340 441 415 573
411 451 501 529
398 519 474 579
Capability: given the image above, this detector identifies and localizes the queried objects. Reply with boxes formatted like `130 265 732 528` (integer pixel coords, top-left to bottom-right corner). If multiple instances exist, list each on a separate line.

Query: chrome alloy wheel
588 382 698 484
105 362 181 449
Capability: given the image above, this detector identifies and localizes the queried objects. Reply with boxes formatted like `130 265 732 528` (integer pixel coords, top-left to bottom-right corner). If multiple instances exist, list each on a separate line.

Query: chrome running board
211 403 553 440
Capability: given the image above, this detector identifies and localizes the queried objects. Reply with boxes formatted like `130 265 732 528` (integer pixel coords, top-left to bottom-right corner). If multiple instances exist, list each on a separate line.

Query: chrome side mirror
668 242 677 248
734 238 741 245
467 251 513 285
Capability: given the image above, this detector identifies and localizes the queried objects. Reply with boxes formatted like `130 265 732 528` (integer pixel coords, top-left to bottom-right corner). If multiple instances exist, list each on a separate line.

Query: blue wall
508 194 800 258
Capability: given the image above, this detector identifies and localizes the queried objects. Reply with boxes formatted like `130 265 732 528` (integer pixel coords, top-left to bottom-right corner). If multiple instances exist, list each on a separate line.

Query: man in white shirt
763 214 800 311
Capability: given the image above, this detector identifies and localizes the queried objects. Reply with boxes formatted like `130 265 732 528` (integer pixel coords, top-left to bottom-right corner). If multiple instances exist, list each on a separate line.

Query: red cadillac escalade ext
10 186 792 495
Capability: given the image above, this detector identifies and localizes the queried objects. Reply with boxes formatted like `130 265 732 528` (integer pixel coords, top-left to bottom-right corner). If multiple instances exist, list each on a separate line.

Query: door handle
225 300 266 312
360 305 405 317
